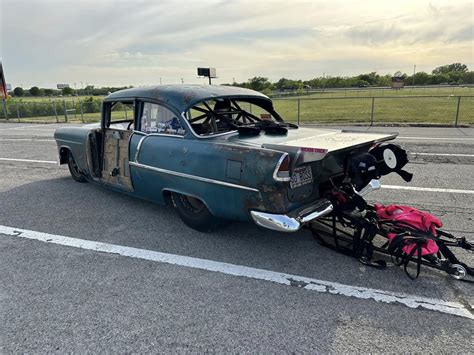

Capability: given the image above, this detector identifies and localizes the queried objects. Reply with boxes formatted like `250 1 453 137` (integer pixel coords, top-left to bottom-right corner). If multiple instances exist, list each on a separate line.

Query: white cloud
1 0 472 88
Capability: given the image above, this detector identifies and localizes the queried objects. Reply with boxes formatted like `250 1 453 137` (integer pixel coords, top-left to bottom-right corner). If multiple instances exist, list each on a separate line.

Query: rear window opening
185 98 293 137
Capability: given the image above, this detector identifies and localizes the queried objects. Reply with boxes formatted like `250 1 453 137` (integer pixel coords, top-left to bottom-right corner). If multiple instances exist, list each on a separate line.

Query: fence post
16 103 21 122
124 105 128 120
80 101 84 123
2 99 7 121
53 101 58 123
370 97 375 126
297 98 300 125
454 96 461 127
63 100 68 123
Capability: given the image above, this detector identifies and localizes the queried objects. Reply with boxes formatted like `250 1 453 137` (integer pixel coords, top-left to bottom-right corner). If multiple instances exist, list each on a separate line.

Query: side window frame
137 100 186 136
102 99 135 129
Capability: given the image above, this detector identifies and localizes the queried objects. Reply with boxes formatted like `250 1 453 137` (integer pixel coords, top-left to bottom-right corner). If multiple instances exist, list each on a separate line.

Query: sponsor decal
301 147 328 154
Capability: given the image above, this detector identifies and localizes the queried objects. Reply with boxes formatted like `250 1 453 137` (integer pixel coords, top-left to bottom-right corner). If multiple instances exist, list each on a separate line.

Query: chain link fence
1 97 103 123
1 95 473 126
273 95 473 126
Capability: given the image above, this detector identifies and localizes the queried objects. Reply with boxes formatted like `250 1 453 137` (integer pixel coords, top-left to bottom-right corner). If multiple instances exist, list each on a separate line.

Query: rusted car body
54 85 396 232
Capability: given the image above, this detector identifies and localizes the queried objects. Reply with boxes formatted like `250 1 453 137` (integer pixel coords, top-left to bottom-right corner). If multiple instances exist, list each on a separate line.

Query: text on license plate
290 165 313 189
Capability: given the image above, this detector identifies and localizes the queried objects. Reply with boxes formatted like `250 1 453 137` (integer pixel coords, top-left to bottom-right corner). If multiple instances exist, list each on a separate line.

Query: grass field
2 86 473 126
274 86 473 98
272 95 474 125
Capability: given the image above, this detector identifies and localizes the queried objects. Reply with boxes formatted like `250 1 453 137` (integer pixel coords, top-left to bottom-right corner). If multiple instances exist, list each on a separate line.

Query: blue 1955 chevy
54 85 399 232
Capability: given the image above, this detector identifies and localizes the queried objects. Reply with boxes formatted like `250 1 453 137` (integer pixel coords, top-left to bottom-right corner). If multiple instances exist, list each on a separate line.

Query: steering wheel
127 121 134 130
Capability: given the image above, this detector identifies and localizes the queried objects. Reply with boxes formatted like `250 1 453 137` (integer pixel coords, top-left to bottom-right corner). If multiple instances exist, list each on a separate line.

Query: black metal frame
309 201 473 281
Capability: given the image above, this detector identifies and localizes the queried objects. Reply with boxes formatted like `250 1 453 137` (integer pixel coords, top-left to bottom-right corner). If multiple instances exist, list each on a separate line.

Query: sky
0 0 473 88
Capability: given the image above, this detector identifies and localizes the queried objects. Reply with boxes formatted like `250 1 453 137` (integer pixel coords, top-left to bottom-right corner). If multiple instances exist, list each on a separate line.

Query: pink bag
374 204 442 256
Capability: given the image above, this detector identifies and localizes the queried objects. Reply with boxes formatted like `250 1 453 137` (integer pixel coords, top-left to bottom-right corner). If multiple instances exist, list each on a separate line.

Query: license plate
290 165 313 189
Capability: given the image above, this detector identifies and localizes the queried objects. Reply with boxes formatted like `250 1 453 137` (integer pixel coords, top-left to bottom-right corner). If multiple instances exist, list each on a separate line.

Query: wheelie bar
309 213 474 281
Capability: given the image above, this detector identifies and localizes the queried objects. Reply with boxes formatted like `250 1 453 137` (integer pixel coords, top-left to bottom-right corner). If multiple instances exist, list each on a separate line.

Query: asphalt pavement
0 122 473 352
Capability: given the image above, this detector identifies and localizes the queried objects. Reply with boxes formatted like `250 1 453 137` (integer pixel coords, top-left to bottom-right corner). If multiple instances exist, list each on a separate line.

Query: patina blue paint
54 85 395 227
105 85 272 113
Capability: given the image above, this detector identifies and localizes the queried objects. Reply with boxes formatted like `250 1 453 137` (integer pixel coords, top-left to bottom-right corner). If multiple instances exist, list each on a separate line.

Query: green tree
429 73 450 84
29 86 41 96
13 87 24 96
275 78 303 91
62 87 74 95
462 71 474 84
358 72 379 86
410 72 430 85
44 89 54 96
432 63 468 74
247 77 273 92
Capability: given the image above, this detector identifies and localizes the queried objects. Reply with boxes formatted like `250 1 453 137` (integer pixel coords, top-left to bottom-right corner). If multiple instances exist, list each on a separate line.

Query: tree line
228 63 473 95
8 63 473 98
11 85 132 98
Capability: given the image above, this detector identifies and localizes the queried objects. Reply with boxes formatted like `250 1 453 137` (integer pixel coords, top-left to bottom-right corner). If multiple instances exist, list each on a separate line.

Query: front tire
171 192 220 232
67 152 87 183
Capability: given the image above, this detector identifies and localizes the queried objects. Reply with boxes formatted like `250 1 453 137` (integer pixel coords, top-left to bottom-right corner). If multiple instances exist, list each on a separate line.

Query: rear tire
171 192 220 232
67 152 87 183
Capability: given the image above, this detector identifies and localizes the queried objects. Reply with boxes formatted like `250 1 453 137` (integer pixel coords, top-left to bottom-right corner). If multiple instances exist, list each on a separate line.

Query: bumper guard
250 199 334 232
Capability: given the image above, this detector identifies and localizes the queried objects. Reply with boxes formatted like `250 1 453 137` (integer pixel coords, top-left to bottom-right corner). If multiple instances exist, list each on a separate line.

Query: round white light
383 149 397 169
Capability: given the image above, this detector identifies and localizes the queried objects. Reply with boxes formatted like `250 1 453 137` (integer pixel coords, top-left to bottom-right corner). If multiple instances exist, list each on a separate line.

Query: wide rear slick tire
67 152 87 183
171 192 220 232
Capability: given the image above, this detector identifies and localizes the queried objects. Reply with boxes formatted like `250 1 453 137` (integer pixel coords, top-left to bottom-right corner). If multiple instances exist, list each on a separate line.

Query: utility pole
159 77 162 85
413 65 416 86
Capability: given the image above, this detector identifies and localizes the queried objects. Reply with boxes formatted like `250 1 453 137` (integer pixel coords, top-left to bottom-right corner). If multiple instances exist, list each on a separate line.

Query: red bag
374 204 442 256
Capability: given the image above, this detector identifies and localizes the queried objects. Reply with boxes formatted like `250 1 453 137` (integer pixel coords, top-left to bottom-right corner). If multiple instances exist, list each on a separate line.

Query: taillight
273 153 291 181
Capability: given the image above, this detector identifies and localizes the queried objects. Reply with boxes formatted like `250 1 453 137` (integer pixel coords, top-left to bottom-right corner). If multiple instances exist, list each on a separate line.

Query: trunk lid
228 127 397 162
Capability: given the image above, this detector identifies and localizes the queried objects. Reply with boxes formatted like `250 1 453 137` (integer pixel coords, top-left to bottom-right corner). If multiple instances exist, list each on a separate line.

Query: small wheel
171 192 220 232
450 264 467 280
67 152 87 183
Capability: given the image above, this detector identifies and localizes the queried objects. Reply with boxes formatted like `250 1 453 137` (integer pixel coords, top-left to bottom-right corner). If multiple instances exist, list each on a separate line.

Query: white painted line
0 138 55 142
413 152 474 157
0 225 471 320
0 157 57 164
398 136 474 141
383 185 474 195
1 124 50 130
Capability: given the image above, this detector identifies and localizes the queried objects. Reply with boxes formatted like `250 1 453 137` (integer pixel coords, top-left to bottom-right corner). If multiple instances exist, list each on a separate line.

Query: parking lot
1 122 473 352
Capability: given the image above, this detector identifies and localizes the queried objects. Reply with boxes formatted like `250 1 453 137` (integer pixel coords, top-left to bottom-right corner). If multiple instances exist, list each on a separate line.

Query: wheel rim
450 264 467 280
68 155 81 177
180 195 205 213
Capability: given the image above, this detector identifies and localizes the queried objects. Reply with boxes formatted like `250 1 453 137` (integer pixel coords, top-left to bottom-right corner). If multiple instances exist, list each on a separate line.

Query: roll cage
185 97 287 136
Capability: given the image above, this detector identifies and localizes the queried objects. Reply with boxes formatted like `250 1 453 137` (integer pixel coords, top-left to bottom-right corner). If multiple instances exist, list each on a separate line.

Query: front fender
54 127 91 173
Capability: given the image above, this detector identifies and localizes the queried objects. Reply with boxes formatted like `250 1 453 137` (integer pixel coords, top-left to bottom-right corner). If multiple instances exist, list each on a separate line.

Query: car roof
104 84 272 112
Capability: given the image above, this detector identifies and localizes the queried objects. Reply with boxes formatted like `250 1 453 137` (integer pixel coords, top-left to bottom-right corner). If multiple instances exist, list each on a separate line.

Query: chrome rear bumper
250 199 334 232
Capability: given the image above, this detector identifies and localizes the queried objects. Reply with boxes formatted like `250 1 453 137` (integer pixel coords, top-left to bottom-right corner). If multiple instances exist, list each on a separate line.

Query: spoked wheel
171 192 221 232
67 152 87 183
